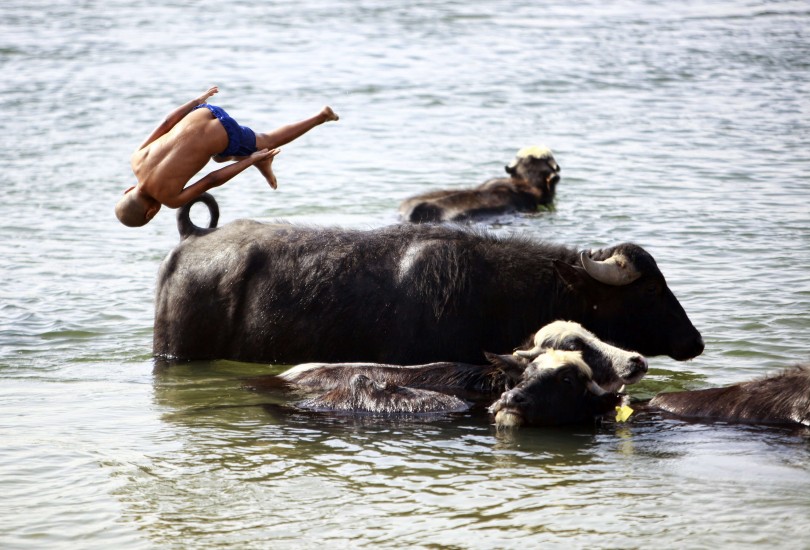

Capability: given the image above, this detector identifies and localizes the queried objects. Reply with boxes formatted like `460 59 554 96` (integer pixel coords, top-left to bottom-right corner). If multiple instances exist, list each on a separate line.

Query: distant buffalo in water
649 365 810 427
398 146 561 223
154 194 703 365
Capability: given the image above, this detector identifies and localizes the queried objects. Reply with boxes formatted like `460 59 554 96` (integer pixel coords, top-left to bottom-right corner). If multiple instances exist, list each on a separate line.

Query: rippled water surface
2 0 809 547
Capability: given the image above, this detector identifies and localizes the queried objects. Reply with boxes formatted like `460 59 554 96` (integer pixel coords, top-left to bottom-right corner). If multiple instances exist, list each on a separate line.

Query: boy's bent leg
254 148 281 189
213 151 279 188
255 106 338 150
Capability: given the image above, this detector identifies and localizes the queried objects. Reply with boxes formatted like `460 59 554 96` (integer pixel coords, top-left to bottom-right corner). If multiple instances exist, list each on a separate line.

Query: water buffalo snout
629 355 648 377
501 389 527 408
694 336 705 356
673 334 705 361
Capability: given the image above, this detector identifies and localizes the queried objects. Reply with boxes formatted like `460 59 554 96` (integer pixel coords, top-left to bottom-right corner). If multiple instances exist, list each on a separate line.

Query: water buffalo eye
562 376 573 385
560 338 577 351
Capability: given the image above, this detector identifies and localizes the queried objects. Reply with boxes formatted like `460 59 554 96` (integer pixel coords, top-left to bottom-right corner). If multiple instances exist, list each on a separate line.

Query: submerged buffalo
649 365 810 427
297 374 470 415
154 194 703 364
279 349 623 426
277 358 522 399
278 321 648 396
398 146 561 223
509 320 648 392
489 350 625 428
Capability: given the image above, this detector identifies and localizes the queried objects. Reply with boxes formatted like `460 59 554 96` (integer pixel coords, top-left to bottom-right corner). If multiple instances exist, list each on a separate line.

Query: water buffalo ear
485 352 527 382
553 259 588 291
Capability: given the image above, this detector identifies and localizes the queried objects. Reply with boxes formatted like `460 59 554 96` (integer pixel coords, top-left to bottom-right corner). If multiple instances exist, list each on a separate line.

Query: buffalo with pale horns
399 145 561 223
153 194 703 364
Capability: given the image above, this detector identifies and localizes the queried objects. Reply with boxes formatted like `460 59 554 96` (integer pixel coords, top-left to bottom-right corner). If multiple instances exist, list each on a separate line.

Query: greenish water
1 0 809 547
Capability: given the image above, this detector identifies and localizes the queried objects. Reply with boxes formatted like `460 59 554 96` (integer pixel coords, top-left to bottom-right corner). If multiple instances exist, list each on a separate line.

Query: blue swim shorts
193 103 257 157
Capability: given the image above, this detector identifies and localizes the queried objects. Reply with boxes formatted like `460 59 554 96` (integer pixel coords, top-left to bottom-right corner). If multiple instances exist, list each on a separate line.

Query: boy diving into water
115 86 339 227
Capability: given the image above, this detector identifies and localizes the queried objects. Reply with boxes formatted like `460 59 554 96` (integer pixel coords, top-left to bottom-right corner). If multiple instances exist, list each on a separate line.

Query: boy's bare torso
130 108 226 204
116 86 335 227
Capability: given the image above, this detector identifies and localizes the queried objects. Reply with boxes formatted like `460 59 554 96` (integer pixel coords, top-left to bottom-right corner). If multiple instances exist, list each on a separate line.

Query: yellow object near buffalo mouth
615 404 634 423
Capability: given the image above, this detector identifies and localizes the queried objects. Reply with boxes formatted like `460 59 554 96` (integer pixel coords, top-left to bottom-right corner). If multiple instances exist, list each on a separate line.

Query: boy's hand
197 86 219 104
250 148 280 162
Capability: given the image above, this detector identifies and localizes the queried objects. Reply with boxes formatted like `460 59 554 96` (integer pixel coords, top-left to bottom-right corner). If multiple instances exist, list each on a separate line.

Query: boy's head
115 186 161 227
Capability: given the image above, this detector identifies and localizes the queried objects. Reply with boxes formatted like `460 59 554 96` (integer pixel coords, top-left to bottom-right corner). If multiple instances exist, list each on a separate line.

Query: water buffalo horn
587 379 609 396
580 252 641 286
513 346 542 359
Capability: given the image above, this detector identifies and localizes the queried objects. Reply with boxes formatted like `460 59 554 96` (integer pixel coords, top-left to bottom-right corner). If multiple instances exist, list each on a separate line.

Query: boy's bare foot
253 148 281 189
321 106 339 122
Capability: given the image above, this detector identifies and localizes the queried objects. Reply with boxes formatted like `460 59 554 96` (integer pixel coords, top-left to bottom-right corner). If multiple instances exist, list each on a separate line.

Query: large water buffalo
398 146 561 223
153 194 703 364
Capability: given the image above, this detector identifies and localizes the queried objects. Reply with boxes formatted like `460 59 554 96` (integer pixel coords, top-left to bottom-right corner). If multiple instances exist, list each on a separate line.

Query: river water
1 0 809 547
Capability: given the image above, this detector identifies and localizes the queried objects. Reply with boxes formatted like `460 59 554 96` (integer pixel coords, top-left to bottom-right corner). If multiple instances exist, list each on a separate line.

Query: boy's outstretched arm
136 86 219 151
165 149 280 208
